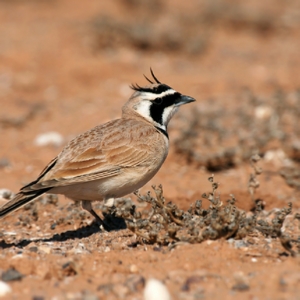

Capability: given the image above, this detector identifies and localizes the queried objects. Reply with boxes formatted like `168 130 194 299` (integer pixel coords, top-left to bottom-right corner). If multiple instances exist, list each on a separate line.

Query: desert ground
0 0 300 299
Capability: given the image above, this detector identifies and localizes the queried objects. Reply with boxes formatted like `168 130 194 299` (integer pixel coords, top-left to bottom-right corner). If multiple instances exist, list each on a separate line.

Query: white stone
144 278 171 300
0 189 13 200
34 132 64 147
0 281 12 297
254 105 272 119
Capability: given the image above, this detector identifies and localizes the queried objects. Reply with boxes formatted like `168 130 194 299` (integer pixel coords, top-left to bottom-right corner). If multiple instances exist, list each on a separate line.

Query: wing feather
107 145 150 167
22 119 166 191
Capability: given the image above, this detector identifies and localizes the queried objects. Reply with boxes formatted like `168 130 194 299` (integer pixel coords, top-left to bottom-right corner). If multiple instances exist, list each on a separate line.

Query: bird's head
123 69 195 132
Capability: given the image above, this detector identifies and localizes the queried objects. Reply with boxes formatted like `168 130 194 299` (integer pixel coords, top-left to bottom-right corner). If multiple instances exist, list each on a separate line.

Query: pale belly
50 166 161 201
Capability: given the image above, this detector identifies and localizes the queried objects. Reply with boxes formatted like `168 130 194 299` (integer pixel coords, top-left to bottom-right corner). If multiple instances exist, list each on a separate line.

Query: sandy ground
1 0 300 299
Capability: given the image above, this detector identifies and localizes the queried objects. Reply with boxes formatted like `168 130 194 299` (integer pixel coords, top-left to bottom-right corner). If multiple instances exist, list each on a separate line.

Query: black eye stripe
155 93 181 106
149 92 181 125
153 98 163 105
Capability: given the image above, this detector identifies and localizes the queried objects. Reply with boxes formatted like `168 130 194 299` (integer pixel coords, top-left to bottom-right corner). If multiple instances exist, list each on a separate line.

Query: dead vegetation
87 155 300 256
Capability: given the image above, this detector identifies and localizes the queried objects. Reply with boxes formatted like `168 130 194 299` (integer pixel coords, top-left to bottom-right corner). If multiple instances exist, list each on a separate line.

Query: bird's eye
154 98 163 105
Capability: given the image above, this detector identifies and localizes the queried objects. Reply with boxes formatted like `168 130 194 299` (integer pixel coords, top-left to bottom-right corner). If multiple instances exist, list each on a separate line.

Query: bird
0 70 195 227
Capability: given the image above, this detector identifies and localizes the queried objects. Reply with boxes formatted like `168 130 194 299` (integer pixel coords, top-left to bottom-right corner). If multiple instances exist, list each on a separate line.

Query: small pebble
32 296 45 300
0 189 13 200
50 223 57 230
29 246 38 253
129 264 138 273
1 268 24 282
232 283 250 291
233 240 248 249
34 132 64 147
0 157 10 168
0 281 12 297
144 278 171 300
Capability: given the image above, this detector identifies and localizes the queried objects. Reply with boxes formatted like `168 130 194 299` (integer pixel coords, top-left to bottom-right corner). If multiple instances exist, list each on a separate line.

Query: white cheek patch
134 91 179 130
135 101 151 118
162 106 178 126
135 100 167 129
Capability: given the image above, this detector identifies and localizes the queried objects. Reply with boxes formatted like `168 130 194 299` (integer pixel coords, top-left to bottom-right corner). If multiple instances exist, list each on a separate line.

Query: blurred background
1 0 300 199
1 3 300 298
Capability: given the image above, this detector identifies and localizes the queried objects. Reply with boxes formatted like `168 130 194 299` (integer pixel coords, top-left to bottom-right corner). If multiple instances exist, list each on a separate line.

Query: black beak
175 95 196 106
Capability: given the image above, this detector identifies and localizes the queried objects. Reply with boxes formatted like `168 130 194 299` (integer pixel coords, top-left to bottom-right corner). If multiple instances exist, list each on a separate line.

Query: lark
0 70 195 225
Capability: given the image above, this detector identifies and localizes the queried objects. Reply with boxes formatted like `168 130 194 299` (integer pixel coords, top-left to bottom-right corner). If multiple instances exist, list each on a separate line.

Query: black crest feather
150 68 161 84
131 68 162 92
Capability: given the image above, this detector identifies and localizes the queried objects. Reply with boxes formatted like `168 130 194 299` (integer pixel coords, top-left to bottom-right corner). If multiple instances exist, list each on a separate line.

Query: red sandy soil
1 1 300 299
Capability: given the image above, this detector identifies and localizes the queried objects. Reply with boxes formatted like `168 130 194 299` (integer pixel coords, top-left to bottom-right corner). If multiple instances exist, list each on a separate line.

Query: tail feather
0 189 49 219
1 156 57 219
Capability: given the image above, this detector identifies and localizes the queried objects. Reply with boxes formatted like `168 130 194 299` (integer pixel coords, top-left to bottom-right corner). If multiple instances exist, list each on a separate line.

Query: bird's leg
81 199 124 231
81 201 106 229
